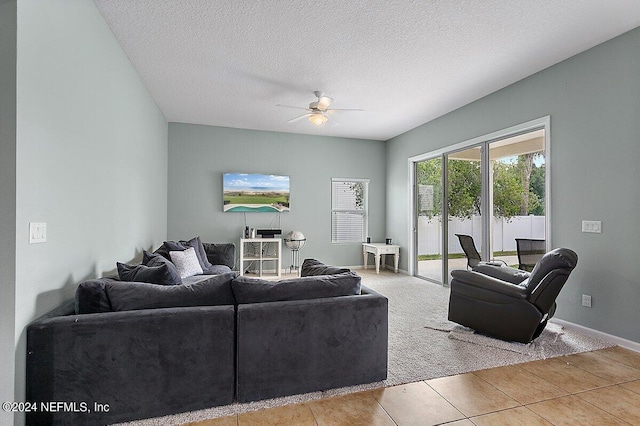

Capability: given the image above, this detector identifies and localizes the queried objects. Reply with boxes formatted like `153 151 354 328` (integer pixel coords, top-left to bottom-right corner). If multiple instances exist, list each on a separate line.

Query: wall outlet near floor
582 294 592 308
581 220 602 233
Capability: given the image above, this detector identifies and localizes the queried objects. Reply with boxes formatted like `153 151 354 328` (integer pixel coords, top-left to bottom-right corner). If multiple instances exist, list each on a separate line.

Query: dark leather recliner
448 248 578 343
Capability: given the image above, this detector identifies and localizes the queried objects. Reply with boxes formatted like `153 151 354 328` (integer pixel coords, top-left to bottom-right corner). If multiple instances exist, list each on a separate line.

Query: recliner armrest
472 264 530 284
450 270 529 299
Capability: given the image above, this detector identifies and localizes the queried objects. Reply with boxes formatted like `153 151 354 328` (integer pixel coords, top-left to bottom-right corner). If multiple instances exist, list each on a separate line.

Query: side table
362 243 400 274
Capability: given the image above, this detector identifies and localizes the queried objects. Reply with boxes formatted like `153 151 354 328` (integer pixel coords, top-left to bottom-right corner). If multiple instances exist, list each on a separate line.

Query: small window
331 178 369 243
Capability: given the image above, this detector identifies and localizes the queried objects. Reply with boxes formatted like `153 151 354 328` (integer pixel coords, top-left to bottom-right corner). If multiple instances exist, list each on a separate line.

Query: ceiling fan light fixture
309 113 328 125
317 96 333 110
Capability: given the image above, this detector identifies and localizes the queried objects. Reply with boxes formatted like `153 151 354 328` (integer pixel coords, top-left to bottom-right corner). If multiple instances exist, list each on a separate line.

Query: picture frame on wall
223 173 290 213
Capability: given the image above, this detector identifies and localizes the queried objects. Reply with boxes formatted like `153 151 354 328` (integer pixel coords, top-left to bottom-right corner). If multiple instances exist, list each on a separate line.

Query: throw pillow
179 236 214 270
117 261 183 286
75 278 116 314
155 237 212 271
300 258 351 277
170 247 204 279
105 272 238 311
142 250 182 283
231 272 361 304
202 242 235 269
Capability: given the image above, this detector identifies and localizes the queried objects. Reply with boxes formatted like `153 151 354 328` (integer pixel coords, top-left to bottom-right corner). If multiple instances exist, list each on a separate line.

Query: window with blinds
331 178 369 243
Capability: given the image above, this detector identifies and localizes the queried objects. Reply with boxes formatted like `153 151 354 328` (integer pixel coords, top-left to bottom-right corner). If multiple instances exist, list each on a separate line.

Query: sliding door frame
408 116 551 279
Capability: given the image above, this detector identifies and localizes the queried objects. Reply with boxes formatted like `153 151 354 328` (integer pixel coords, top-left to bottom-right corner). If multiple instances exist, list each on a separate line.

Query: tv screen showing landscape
223 173 290 212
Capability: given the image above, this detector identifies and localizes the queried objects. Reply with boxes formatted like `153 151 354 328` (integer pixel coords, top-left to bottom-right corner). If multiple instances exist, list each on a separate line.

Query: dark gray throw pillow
155 240 188 258
75 278 116 314
116 261 182 286
300 258 351 277
106 272 238 311
143 250 182 279
155 237 211 272
231 272 361 304
202 242 235 269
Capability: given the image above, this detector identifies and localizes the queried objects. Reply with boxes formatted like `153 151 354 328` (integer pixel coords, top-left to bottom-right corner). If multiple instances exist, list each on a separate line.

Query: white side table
240 238 282 278
362 243 400 274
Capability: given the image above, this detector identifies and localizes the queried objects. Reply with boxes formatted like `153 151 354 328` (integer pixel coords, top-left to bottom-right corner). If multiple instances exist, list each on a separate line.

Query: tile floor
184 346 640 425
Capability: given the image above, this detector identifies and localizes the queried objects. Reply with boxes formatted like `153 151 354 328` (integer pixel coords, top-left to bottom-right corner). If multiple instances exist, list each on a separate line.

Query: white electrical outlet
581 220 602 233
582 294 592 308
29 222 47 243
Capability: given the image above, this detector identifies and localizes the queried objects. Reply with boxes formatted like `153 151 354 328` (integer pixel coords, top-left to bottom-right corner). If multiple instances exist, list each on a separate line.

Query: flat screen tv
223 173 290 212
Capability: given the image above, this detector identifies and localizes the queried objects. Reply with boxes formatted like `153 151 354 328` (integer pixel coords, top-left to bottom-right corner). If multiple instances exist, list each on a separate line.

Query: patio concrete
417 255 519 284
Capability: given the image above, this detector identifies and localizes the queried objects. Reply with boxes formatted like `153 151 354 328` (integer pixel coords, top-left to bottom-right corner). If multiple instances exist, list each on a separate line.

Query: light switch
29 222 47 243
581 220 601 233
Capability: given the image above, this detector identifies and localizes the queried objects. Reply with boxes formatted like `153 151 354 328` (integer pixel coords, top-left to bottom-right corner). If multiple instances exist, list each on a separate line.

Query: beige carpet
118 269 612 425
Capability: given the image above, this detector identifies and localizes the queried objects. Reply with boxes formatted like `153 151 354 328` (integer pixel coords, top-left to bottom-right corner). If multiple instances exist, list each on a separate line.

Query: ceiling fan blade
326 108 364 112
328 115 341 127
276 104 311 111
287 113 311 123
317 96 333 110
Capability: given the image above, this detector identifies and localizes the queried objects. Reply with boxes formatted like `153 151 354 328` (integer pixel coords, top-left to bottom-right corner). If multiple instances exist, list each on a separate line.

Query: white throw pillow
170 247 203 279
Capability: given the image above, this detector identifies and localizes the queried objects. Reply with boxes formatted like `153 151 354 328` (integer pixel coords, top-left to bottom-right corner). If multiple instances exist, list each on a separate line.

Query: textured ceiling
94 0 640 141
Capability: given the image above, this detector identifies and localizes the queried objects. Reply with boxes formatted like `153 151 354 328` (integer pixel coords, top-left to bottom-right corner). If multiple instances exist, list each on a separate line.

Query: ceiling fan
276 91 363 126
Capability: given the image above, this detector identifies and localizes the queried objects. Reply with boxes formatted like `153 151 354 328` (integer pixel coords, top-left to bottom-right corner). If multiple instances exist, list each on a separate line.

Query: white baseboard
550 318 640 353
353 265 409 275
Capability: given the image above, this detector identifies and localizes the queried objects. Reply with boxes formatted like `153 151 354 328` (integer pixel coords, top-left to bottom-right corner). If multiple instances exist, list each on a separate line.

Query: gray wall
168 123 386 267
12 0 168 416
0 1 17 424
386 27 640 343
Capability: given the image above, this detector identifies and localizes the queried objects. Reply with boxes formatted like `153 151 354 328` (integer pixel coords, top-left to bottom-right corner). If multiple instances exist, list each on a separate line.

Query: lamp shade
309 113 328 126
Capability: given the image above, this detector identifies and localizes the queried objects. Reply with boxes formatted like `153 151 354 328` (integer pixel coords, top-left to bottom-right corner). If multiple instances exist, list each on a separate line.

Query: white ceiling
94 0 640 141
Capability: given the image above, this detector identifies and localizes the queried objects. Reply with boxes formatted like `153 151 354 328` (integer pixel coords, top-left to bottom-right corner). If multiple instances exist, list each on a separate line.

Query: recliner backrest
528 269 571 314
523 248 578 313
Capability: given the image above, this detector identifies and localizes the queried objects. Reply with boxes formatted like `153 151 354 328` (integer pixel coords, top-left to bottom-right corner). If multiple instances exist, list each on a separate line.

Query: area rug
424 319 568 356
447 323 564 356
119 270 612 425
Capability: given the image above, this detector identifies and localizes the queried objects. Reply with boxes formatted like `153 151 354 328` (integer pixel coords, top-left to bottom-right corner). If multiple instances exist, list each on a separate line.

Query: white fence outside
417 215 546 255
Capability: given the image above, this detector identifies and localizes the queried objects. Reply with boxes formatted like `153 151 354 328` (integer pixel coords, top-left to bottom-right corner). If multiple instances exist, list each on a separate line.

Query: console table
362 243 400 274
240 238 282 278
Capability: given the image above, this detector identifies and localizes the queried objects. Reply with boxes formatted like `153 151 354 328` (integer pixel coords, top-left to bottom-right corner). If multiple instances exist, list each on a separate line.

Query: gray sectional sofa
26 249 388 425
234 259 388 403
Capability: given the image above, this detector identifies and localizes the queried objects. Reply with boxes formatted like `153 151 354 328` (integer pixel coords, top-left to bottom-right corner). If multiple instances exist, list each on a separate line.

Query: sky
223 173 290 191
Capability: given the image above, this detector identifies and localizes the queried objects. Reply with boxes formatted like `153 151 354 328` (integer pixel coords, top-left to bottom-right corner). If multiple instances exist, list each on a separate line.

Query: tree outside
417 152 545 220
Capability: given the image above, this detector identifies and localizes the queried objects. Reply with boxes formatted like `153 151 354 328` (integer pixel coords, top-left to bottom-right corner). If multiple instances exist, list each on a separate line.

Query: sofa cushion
232 272 361 304
105 272 238 311
116 260 182 286
181 274 225 285
203 264 233 275
75 278 116 314
170 247 204 279
301 258 351 277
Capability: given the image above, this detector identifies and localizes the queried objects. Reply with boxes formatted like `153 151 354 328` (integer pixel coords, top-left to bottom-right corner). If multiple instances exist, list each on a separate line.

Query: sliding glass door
446 146 483 280
488 130 546 264
415 157 443 282
413 124 548 284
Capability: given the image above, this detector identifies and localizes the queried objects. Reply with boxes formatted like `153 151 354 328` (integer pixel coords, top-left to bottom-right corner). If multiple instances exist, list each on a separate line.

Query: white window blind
331 179 369 243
